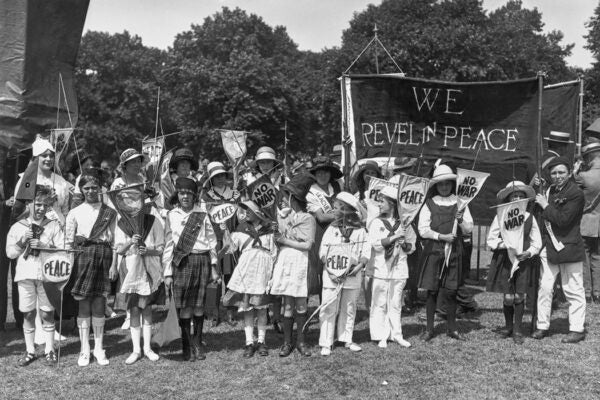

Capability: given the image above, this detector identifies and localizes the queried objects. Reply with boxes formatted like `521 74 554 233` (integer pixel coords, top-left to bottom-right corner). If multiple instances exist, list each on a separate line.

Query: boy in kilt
486 181 541 344
163 178 219 361
6 185 63 366
66 172 117 366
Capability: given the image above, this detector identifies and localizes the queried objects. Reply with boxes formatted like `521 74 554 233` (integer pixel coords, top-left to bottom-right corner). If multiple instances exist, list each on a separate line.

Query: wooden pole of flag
577 78 584 157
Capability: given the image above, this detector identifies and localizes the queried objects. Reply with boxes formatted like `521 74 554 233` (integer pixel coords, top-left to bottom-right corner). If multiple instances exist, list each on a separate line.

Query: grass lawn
1 239 599 400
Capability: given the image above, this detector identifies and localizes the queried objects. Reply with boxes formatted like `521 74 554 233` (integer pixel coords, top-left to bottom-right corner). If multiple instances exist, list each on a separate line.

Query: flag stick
57 289 64 368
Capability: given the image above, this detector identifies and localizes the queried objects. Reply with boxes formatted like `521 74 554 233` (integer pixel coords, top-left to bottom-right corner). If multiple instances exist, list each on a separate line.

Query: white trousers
369 278 406 341
318 287 360 347
537 249 586 332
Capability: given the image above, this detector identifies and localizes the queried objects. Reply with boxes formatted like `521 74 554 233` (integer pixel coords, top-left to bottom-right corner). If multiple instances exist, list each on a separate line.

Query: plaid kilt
71 243 113 299
173 253 211 309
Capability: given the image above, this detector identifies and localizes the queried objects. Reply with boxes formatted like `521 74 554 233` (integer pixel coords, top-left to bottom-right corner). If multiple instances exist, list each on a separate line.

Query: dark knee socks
503 304 514 331
513 301 524 334
295 312 307 345
445 290 458 332
426 291 438 332
282 316 294 345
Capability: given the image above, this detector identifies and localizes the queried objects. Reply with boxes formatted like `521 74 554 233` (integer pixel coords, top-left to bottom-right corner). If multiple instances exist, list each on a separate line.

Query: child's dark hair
78 174 101 190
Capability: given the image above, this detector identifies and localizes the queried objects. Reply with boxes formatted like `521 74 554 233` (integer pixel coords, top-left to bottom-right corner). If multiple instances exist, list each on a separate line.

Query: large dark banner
0 0 89 150
344 75 579 224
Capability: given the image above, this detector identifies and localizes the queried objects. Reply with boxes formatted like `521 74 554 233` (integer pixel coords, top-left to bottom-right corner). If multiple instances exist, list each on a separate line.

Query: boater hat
496 181 535 202
169 148 199 171
430 164 457 185
310 155 343 181
119 148 149 167
255 146 281 166
544 131 574 144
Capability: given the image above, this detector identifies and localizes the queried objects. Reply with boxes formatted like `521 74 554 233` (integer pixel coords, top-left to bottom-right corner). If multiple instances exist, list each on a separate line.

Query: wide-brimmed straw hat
335 191 367 223
204 161 233 187
582 142 600 157
255 146 281 166
169 148 199 171
430 164 457 185
392 157 417 172
310 155 343 181
119 148 149 167
544 131 574 144
496 181 535 202
169 177 198 205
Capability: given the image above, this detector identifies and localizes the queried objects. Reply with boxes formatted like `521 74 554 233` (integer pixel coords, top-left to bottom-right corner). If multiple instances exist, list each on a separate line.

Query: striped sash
172 212 207 268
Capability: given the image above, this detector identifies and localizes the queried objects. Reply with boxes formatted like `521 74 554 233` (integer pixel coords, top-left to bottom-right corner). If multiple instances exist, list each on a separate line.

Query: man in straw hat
543 131 574 159
574 143 600 303
533 157 586 343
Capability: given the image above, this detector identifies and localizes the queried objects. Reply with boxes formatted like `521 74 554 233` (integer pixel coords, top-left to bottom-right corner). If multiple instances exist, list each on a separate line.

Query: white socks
91 316 105 353
77 317 91 355
142 324 153 354
23 326 35 354
257 309 268 344
42 323 55 354
130 326 141 354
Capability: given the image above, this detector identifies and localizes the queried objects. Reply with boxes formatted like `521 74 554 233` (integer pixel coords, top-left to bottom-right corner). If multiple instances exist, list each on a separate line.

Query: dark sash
172 211 207 268
74 204 117 247
380 218 401 261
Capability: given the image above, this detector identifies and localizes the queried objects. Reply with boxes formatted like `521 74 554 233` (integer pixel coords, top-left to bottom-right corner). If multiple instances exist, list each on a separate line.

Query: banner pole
577 78 584 156
341 75 351 191
532 72 545 332
57 289 63 368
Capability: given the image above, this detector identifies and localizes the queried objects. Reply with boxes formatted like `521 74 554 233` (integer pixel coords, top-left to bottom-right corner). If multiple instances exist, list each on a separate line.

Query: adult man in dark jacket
574 143 600 303
532 157 586 343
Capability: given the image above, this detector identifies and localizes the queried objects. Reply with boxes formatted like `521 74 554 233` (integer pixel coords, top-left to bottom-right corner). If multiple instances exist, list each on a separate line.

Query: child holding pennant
221 201 277 358
318 192 370 356
368 185 416 349
6 185 64 366
417 164 474 342
486 181 541 344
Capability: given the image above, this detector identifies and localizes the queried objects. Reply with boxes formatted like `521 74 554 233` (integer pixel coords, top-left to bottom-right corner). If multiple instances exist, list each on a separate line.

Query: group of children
6 136 549 367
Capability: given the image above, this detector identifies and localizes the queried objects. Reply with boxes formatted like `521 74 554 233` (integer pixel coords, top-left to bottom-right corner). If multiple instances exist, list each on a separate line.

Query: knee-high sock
503 304 514 331
257 309 268 344
193 315 204 343
42 322 55 354
23 326 35 354
77 317 91 355
130 325 141 353
243 311 255 345
142 324 153 353
295 312 307 345
426 292 438 332
445 290 458 332
282 316 294 345
513 301 525 334
91 316 105 352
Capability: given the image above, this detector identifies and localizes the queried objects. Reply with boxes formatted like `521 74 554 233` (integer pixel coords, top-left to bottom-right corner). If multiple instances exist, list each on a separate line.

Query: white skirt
227 248 272 295
270 246 308 298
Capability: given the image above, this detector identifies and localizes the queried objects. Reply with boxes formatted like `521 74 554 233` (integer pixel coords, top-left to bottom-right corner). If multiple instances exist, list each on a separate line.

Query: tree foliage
74 2 579 161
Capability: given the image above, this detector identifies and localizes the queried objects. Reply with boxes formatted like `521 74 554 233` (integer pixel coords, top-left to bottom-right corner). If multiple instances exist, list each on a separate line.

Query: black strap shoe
45 350 58 364
296 342 311 357
256 342 269 357
243 344 256 358
279 343 294 357
18 352 37 367
420 330 434 342
531 329 548 340
512 332 524 345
